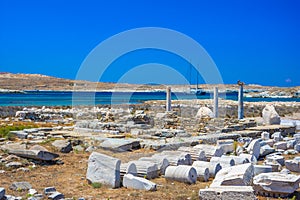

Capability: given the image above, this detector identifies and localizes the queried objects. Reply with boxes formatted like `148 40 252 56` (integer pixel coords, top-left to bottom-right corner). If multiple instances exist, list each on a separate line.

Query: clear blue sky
0 0 299 86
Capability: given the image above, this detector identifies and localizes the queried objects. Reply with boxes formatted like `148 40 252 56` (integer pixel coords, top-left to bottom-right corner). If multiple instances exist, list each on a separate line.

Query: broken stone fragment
10 182 32 191
199 186 256 200
123 174 157 191
253 172 300 197
285 159 300 172
86 152 121 188
262 105 281 125
52 140 72 153
210 163 254 187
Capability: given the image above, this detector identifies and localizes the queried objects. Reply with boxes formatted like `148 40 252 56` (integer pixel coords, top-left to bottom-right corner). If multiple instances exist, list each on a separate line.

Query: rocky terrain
0 73 299 98
0 100 300 199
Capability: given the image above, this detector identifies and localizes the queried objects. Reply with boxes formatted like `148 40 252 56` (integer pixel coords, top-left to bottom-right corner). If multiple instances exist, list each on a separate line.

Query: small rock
44 187 56 195
52 140 72 153
10 182 32 191
48 192 64 200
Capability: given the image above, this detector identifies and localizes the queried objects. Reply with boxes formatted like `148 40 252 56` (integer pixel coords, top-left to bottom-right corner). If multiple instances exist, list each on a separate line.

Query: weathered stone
9 131 28 139
253 172 300 197
52 140 72 153
273 141 287 150
44 187 57 195
196 107 214 118
0 188 5 199
246 139 260 159
260 144 275 157
239 153 257 164
285 159 300 172
29 145 48 151
210 163 254 187
120 162 137 177
294 143 300 152
139 156 169 175
129 160 159 179
5 161 23 168
280 168 291 174
100 138 140 152
266 155 285 166
193 144 224 158
7 149 59 161
48 192 64 200
193 161 222 178
217 139 234 154
165 165 197 184
123 174 157 191
210 156 235 168
261 132 270 140
178 146 206 161
221 155 249 165
262 105 281 125
10 182 32 191
192 165 209 182
286 139 296 149
283 149 298 155
253 165 272 175
199 186 256 200
158 151 192 166
86 152 121 188
263 161 280 172
271 132 282 142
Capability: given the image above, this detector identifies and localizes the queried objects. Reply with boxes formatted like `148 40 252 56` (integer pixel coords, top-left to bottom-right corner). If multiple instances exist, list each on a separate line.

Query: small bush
91 182 102 188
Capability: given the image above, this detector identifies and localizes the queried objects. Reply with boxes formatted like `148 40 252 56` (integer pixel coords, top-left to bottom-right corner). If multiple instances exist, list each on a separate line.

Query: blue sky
0 0 299 86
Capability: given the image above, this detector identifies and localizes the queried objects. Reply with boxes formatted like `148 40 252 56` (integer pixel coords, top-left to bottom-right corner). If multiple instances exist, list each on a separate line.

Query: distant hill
0 73 299 96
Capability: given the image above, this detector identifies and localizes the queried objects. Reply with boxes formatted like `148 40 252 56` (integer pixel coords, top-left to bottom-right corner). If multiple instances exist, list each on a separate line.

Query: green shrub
91 182 102 188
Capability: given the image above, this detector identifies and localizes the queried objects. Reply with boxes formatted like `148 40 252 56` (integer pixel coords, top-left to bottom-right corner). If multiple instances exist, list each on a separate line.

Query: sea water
0 91 299 106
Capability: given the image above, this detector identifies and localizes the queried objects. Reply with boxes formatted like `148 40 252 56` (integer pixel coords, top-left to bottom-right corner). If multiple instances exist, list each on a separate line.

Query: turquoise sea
0 91 299 106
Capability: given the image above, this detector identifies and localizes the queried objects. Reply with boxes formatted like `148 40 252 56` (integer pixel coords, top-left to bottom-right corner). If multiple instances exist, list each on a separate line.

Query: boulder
246 139 260 159
52 140 72 153
210 163 254 187
86 152 121 188
123 174 157 191
262 105 281 125
165 165 197 184
196 107 214 118
285 159 300 172
253 172 300 197
199 186 256 200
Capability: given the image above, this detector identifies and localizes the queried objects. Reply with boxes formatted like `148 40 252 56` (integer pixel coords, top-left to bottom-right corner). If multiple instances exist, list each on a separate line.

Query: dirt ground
1 144 300 200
